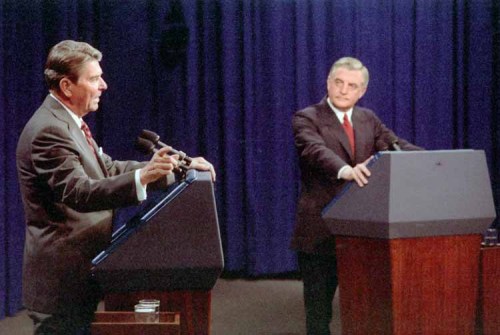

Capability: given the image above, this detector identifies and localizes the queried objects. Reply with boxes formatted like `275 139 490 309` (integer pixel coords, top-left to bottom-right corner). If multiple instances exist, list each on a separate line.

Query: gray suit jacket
291 97 422 254
16 95 170 313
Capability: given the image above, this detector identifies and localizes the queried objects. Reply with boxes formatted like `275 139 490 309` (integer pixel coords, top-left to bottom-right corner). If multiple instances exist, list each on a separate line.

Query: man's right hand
140 147 179 186
339 156 373 187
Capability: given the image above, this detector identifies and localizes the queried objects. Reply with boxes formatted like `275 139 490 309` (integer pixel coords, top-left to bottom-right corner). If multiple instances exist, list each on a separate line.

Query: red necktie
343 113 355 155
81 120 97 157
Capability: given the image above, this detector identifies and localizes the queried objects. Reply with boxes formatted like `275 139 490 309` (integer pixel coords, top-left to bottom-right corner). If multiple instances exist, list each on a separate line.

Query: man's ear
358 85 367 99
59 78 73 97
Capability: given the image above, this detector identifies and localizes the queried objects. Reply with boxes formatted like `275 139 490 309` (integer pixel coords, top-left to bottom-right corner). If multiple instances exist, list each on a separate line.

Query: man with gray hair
16 40 214 334
291 57 422 334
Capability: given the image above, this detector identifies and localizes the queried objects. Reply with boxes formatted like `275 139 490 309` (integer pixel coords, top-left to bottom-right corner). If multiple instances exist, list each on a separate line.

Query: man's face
67 60 107 117
327 67 367 112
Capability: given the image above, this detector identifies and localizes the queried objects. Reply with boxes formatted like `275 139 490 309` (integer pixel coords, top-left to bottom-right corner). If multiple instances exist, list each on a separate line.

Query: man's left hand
189 157 216 182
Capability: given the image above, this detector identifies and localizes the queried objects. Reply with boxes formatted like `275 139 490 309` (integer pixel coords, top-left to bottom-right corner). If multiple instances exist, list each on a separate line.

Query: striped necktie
81 120 97 157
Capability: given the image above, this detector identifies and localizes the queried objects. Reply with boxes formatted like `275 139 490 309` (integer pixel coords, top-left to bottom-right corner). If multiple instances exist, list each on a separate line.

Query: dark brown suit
16 95 170 315
291 97 422 334
292 97 421 254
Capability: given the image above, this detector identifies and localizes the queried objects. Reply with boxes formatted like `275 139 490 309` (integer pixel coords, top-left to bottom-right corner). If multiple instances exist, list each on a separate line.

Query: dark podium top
322 150 496 239
92 170 223 292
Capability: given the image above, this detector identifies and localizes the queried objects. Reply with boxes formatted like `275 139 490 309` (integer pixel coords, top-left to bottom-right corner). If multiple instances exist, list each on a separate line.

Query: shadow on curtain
1 0 499 319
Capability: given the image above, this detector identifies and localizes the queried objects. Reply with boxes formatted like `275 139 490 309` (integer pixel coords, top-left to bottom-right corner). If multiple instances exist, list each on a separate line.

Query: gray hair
328 57 369 87
44 40 102 91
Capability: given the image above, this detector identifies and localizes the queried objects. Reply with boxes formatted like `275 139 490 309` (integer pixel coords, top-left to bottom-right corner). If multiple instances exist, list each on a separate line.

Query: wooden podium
91 170 223 335
476 245 500 335
322 150 497 335
91 311 181 335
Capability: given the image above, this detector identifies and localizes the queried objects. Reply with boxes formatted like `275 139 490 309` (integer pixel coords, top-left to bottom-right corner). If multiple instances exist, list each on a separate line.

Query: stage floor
0 278 341 335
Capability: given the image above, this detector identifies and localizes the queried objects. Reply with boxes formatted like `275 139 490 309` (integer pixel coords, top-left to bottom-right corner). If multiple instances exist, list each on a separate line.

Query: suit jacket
291 97 422 254
16 95 171 314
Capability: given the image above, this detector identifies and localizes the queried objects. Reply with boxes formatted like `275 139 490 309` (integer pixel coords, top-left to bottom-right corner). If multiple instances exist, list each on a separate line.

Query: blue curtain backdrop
1 0 499 318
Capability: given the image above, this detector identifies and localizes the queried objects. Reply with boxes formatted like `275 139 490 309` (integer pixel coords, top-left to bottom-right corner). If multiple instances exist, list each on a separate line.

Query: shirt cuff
135 169 147 201
337 165 350 179
166 172 176 186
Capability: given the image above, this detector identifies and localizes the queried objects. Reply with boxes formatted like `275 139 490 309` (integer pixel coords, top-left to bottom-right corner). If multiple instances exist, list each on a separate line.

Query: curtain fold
1 0 499 318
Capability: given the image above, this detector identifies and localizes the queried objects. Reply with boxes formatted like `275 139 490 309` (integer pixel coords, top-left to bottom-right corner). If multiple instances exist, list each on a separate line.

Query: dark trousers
298 251 338 335
28 303 97 335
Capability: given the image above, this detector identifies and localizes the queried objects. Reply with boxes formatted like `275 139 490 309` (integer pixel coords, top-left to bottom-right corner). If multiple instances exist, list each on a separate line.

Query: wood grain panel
336 234 481 335
476 246 500 335
91 311 180 335
104 290 210 335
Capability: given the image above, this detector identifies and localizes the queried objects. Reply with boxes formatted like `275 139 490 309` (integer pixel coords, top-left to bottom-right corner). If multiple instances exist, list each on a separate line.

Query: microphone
376 133 401 151
388 135 401 151
139 129 192 164
135 134 190 171
140 129 167 147
135 137 157 155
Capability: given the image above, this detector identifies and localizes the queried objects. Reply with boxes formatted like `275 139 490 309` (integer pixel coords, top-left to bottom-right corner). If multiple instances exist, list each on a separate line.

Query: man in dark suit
292 57 422 335
16 40 215 334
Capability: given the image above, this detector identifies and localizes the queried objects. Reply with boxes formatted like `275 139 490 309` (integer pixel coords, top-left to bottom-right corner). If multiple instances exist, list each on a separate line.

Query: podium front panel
92 170 223 292
322 150 496 239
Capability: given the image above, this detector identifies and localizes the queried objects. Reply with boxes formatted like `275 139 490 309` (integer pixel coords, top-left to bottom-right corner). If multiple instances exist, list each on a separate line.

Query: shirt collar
327 97 353 124
49 93 83 128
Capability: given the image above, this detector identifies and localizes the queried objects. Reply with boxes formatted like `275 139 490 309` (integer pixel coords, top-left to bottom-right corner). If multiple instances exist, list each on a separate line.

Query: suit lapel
90 139 109 177
44 95 106 178
351 107 370 163
319 100 355 162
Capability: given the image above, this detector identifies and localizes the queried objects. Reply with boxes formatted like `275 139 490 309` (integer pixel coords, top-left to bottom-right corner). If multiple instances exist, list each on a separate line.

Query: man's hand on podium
339 156 373 187
188 157 216 182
